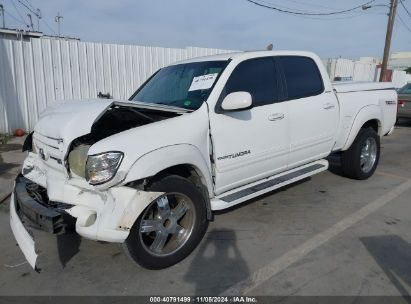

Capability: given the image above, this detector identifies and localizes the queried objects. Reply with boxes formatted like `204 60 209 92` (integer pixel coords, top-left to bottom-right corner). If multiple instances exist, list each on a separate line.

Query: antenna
27 13 34 30
0 4 5 28
55 12 63 36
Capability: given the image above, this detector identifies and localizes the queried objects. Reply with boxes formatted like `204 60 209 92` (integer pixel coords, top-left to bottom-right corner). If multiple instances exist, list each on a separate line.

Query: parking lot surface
1 122 411 296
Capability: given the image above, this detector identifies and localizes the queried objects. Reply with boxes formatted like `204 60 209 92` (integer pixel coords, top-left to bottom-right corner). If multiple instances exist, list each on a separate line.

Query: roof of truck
172 50 318 65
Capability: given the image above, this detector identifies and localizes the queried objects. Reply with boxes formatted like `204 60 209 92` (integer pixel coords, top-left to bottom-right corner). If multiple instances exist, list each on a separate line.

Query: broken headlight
85 152 123 185
68 145 91 178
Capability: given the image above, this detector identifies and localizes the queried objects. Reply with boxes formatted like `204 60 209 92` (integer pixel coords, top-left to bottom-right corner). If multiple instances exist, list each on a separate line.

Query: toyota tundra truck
10 51 397 270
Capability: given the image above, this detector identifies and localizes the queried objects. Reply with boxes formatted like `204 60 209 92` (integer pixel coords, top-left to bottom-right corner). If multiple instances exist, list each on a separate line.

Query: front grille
32 132 66 171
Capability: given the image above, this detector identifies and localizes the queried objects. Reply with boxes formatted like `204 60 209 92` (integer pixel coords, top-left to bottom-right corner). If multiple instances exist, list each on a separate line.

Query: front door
209 57 289 195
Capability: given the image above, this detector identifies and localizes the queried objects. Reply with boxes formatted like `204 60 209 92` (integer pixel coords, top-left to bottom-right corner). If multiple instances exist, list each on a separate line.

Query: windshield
130 61 228 110
398 83 411 94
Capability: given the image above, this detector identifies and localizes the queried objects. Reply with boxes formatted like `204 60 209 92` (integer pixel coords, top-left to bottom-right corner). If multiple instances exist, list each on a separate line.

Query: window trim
277 55 325 101
215 56 282 114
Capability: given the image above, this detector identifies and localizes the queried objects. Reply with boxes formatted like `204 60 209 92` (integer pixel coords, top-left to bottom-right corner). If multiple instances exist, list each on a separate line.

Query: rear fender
342 105 381 151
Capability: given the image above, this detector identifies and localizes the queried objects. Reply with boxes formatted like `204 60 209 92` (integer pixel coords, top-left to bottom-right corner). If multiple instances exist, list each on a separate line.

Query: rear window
279 56 324 100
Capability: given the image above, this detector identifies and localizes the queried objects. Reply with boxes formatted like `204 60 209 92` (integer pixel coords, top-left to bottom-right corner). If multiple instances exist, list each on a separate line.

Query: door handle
268 113 285 121
323 103 335 110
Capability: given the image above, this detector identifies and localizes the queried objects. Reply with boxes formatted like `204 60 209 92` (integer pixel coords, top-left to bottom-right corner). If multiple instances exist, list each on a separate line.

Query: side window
223 57 279 107
279 56 324 100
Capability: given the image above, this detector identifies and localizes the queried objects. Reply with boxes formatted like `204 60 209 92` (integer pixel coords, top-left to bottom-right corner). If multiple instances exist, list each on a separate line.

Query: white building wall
391 70 408 88
0 38 235 133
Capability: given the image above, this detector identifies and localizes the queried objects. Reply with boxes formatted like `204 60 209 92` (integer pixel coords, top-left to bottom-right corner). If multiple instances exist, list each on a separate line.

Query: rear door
279 56 339 168
209 57 289 195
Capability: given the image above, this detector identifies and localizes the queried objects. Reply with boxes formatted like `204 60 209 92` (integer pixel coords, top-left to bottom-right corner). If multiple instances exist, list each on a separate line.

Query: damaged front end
10 100 185 269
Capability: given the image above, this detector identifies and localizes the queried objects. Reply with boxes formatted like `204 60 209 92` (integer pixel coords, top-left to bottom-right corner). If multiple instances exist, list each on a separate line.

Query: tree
405 67 411 74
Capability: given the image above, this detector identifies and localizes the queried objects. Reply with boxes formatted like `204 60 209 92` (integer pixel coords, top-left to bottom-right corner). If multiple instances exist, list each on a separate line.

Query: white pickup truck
11 51 397 270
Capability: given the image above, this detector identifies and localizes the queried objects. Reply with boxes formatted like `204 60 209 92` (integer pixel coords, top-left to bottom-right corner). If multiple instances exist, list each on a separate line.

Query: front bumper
14 174 74 234
10 152 164 269
10 175 75 270
10 191 38 269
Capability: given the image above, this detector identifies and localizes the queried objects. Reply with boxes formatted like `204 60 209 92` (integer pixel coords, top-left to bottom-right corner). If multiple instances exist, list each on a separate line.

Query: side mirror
221 92 252 111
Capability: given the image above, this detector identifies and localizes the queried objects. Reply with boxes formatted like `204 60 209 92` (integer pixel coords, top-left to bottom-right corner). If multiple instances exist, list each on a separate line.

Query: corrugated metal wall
0 38 235 133
322 58 378 82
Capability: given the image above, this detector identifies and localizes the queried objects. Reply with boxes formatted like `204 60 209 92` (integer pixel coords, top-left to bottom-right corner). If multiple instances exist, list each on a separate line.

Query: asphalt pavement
1 121 411 296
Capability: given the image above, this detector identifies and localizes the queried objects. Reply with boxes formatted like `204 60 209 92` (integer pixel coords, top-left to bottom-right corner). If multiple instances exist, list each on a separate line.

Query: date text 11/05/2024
149 296 257 303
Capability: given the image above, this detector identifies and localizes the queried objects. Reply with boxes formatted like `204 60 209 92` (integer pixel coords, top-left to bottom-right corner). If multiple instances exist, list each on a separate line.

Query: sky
1 0 411 59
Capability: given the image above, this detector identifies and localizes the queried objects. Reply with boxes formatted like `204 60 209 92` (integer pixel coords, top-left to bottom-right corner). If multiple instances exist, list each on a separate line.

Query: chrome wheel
139 193 195 256
360 137 377 173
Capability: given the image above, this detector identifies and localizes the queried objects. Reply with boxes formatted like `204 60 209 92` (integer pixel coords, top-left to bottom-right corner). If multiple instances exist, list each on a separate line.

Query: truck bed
332 81 395 93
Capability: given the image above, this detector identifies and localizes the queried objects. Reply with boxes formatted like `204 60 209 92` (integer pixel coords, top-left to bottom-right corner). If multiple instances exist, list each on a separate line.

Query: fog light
84 213 97 227
77 211 97 227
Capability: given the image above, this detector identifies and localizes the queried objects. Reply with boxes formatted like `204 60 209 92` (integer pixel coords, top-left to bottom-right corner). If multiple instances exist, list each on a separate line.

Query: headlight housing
85 152 124 185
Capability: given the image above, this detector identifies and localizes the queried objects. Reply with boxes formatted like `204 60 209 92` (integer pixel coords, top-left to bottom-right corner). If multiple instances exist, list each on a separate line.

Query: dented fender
124 144 214 195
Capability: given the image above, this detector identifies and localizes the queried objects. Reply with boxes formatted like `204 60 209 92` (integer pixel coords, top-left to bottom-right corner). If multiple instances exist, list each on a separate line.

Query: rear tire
341 127 380 180
123 175 209 269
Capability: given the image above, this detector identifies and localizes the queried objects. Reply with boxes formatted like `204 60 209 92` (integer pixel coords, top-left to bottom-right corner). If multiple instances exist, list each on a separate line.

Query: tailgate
380 91 398 134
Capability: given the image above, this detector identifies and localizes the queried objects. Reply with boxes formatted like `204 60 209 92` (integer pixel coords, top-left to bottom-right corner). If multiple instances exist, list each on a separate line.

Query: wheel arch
123 145 214 220
342 105 382 151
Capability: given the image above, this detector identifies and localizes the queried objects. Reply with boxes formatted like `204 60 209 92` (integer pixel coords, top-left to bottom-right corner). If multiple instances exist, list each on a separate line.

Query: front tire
341 127 380 180
123 175 209 269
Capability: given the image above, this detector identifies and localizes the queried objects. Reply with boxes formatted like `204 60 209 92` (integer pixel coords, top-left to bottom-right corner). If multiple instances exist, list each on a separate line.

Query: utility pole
55 12 63 37
0 4 5 28
380 0 398 82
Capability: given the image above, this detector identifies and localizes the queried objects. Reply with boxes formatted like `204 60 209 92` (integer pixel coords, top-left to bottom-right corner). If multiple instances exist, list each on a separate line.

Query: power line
400 0 411 17
15 0 38 16
12 0 57 34
245 0 376 16
266 0 345 11
8 0 28 27
256 0 312 13
251 0 388 21
397 12 411 32
22 0 36 12
4 10 26 25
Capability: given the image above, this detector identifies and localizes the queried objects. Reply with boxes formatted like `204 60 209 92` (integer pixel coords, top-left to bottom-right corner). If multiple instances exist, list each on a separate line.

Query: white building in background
359 57 382 65
0 28 42 41
358 53 411 71
0 28 79 41
389 52 411 70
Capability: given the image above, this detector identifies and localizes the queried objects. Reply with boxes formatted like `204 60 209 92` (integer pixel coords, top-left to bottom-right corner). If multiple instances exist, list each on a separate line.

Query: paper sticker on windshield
188 73 218 91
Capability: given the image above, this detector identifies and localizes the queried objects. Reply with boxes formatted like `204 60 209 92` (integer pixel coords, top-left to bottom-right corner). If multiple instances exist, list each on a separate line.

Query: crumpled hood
34 99 114 144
